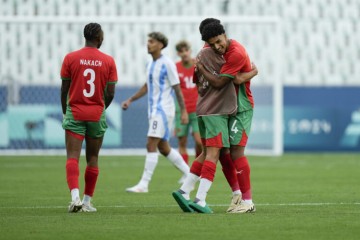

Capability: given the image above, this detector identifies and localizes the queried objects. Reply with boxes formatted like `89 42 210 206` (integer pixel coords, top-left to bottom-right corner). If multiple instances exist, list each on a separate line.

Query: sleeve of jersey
166 61 180 86
60 55 71 81
219 52 249 78
108 58 118 84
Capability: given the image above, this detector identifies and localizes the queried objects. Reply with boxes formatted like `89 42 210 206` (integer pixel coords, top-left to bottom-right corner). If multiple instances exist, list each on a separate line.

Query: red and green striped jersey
176 61 198 113
220 39 254 112
61 47 118 121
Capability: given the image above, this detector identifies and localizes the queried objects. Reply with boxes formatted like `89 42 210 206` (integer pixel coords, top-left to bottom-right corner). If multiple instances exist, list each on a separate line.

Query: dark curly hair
148 32 168 49
198 18 220 34
201 22 225 41
83 23 102 41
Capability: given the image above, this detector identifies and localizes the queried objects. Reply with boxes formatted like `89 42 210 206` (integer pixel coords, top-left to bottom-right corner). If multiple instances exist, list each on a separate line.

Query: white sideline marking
0 202 359 209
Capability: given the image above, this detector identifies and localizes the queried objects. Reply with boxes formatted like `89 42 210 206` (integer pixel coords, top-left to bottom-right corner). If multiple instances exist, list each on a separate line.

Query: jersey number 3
83 68 95 97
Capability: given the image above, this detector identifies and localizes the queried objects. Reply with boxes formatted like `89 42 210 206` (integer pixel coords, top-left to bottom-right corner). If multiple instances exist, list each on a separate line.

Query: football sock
190 160 203 176
166 148 190 175
82 194 91 206
139 152 158 187
219 153 240 192
195 160 216 206
84 166 99 197
234 156 252 200
180 173 200 199
71 189 80 202
233 190 241 196
181 153 189 165
66 158 79 193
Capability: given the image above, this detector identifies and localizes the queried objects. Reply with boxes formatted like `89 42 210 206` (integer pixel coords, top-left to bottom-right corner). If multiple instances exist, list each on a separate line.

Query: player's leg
158 139 190 182
229 110 255 213
156 113 190 181
189 115 230 213
178 136 189 164
189 146 220 213
81 136 103 212
175 111 190 164
219 148 241 213
126 136 161 193
172 116 206 212
63 118 85 213
189 112 202 158
80 120 107 212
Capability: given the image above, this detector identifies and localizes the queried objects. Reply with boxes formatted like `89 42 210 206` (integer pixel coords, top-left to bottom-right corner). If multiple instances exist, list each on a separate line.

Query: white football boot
125 184 148 193
226 194 242 213
68 197 82 213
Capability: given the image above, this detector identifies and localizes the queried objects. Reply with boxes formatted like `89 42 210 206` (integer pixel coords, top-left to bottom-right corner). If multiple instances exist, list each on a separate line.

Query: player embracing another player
173 19 257 213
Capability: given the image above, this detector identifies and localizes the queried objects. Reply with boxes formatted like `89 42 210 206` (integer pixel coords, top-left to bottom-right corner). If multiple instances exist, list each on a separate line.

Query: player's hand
121 99 131 110
251 62 258 75
180 110 189 125
195 61 205 73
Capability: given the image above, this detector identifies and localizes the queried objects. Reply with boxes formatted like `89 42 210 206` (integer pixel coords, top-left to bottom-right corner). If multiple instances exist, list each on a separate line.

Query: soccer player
175 40 202 165
195 21 257 213
122 32 190 193
61 23 118 212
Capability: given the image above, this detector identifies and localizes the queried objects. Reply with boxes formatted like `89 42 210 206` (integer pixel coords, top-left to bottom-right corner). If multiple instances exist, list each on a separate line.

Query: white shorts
147 113 174 141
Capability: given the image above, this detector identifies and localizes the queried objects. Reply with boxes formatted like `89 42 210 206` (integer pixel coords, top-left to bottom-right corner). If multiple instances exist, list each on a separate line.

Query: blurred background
0 0 359 154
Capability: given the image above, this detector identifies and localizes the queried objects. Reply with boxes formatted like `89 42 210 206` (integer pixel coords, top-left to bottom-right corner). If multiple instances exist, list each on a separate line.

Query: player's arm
61 80 71 114
233 62 258 85
105 83 116 109
173 84 189 124
121 83 148 110
196 61 231 89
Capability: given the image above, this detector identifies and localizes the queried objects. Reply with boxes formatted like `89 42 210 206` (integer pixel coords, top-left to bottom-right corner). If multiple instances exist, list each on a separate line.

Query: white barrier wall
0 0 359 86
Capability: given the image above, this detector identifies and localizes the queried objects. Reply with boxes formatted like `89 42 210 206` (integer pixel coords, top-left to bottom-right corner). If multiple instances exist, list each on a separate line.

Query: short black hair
83 23 102 41
199 18 220 34
201 22 225 41
148 32 168 49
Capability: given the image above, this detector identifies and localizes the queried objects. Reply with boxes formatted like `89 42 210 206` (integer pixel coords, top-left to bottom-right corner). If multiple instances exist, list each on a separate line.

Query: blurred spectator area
0 0 359 86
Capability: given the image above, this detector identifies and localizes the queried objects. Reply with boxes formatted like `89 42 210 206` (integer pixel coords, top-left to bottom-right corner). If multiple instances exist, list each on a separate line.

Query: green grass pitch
0 153 359 240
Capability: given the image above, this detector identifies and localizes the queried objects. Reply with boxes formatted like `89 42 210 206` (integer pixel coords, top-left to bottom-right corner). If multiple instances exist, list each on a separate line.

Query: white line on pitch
0 202 359 209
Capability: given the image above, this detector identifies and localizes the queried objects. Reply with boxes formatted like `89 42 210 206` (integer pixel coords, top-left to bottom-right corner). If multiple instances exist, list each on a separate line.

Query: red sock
234 156 252 200
66 158 79 190
219 153 240 192
84 166 99 197
190 160 203 176
201 160 217 182
181 153 189 165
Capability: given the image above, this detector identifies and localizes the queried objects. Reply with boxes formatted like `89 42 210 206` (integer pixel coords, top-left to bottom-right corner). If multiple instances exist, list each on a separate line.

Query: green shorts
198 115 229 148
228 109 253 146
175 112 199 137
62 114 108 138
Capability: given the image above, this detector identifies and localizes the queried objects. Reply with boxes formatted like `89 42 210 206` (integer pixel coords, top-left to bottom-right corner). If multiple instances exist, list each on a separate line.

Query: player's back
146 55 179 118
61 47 117 121
195 48 237 116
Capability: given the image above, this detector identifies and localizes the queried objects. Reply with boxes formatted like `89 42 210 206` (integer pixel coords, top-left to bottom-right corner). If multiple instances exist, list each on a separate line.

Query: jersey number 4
83 68 95 97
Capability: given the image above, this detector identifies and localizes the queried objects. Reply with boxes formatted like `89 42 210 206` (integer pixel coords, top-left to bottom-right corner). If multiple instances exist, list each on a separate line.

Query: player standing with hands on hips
122 32 190 193
61 23 118 212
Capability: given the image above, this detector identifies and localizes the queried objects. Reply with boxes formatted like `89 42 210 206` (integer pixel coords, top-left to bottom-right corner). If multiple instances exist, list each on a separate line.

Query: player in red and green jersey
194 21 256 213
60 23 118 213
175 40 202 166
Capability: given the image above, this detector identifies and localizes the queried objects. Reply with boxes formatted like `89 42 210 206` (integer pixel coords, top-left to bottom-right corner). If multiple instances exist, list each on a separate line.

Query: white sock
232 190 241 196
166 148 190 174
139 152 158 188
195 178 213 206
243 199 253 204
71 188 80 202
82 194 91 205
180 173 200 198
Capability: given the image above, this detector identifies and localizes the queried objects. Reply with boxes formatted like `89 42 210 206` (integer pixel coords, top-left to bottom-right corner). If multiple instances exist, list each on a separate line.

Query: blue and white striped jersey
146 55 179 118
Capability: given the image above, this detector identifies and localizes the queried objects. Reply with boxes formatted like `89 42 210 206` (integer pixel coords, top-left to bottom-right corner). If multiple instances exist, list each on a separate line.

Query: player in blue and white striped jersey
121 32 190 193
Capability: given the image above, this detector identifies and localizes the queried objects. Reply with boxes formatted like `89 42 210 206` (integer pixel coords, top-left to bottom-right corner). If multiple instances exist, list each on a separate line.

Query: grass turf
0 154 359 240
